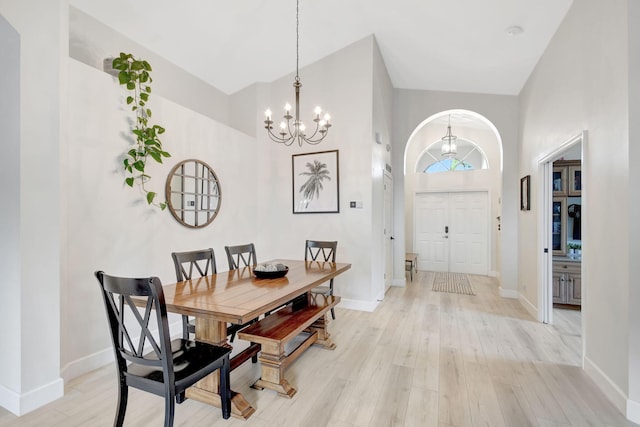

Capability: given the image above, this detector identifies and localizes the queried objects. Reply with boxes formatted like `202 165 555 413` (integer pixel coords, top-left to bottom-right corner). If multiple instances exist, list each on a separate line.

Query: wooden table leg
251 312 336 398
307 313 336 350
251 331 318 398
186 317 256 420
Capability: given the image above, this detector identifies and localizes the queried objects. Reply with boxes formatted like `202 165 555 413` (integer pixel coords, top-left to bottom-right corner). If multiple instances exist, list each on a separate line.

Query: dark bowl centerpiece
253 263 289 279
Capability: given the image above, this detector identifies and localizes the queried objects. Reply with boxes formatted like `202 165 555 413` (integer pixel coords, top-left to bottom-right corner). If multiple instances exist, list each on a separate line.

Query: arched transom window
416 138 489 173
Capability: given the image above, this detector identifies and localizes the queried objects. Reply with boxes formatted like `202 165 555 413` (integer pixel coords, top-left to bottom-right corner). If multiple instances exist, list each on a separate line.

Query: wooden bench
237 293 340 398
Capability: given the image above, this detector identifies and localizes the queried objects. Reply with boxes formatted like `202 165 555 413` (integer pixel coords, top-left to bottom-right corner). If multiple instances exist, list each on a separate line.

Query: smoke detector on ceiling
505 26 524 36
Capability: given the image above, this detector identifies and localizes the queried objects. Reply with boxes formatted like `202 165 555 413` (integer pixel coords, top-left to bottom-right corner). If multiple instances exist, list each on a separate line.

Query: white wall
69 7 231 130
61 32 389 386
0 0 65 415
518 0 634 417
0 13 21 402
371 37 394 295
252 36 379 309
61 59 260 378
628 1 640 421
392 89 519 293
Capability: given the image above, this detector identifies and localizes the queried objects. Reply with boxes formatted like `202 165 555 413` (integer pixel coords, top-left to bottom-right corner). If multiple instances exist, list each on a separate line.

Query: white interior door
415 192 488 274
383 173 393 293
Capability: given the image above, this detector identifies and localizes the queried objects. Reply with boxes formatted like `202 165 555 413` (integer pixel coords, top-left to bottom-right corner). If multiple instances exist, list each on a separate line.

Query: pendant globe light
440 115 458 158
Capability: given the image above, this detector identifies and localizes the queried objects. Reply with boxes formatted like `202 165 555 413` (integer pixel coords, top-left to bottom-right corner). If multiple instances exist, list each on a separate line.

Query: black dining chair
224 243 257 270
171 248 217 340
305 240 338 319
224 243 260 341
95 271 231 426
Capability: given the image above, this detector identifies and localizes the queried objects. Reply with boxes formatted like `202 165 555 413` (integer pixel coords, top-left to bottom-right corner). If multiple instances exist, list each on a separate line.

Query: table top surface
160 259 351 324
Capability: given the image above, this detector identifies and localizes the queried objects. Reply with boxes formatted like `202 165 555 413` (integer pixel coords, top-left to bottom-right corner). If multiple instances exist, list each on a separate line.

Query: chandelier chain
296 0 299 80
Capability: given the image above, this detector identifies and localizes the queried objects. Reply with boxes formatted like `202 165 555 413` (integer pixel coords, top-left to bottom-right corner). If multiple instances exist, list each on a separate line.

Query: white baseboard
61 347 114 383
628 397 640 424
584 356 628 416
0 378 64 416
61 319 183 383
0 384 21 416
340 298 379 312
499 287 518 299
488 270 499 278
518 294 538 319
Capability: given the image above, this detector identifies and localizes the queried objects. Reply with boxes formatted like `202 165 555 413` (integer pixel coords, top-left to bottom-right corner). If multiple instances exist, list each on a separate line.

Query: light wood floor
1 272 636 426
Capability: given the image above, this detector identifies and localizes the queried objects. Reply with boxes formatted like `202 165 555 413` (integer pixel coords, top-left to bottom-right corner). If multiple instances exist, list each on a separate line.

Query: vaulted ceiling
70 0 573 96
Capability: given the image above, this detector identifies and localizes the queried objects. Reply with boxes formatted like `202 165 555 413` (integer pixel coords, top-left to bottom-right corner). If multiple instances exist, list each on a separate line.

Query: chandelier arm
301 130 329 145
266 126 294 146
302 121 320 139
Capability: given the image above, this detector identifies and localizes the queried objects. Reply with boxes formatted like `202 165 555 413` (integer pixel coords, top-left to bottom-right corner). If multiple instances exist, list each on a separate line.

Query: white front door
415 191 488 275
415 193 450 272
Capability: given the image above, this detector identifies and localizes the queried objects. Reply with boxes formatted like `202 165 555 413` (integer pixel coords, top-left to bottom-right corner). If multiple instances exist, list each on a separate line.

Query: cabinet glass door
552 197 567 255
568 166 581 196
553 166 567 196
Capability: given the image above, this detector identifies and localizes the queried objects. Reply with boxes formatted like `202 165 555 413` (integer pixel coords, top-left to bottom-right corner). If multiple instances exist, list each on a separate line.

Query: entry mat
432 272 475 295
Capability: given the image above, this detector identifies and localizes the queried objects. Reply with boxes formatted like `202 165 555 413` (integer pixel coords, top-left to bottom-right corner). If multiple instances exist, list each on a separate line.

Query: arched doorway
404 110 503 276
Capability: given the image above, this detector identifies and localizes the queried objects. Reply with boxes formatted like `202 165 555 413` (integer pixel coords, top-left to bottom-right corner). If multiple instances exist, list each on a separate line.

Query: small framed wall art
520 175 531 211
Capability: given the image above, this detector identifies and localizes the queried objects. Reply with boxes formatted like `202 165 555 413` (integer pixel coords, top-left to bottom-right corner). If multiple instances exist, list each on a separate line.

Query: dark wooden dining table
158 259 351 420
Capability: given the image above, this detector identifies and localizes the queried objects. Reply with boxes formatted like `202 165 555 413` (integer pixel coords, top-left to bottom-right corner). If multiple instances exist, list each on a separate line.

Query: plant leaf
131 60 143 71
125 177 134 187
118 71 130 85
149 151 162 163
146 191 156 204
133 160 145 172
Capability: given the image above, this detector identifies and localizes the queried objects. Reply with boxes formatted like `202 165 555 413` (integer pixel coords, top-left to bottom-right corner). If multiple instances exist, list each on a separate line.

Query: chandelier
264 0 331 146
440 115 458 158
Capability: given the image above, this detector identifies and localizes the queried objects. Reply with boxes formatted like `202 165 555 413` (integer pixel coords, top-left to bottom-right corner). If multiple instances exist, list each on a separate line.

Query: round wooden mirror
165 159 221 228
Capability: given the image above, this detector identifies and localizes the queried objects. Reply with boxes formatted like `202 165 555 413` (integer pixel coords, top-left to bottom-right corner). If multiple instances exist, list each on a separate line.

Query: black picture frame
520 175 531 211
292 150 340 214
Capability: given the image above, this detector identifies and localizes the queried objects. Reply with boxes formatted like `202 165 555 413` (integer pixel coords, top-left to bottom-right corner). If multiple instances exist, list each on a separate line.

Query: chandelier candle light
264 0 332 146
441 114 458 158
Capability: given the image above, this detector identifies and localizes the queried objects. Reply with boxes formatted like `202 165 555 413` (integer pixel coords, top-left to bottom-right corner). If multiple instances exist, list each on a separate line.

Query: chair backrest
225 243 257 270
171 248 217 281
95 271 173 380
305 240 337 262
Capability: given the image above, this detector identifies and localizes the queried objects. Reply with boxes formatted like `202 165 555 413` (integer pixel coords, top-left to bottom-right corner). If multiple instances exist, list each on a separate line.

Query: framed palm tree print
292 150 340 213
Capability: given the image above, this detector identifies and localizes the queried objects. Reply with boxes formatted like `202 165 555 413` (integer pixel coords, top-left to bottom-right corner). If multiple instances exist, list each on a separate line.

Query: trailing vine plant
112 52 171 209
